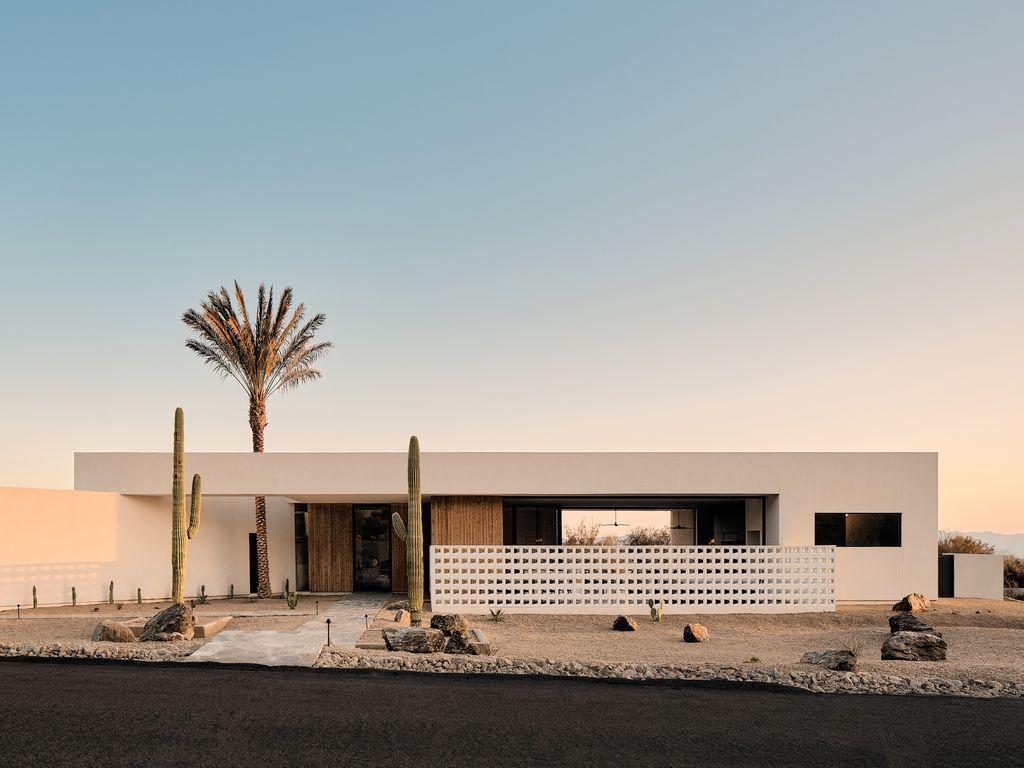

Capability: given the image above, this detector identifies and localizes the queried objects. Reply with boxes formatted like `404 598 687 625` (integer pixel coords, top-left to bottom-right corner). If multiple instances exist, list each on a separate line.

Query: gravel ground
0 594 334 620
0 607 314 648
349 597 1024 693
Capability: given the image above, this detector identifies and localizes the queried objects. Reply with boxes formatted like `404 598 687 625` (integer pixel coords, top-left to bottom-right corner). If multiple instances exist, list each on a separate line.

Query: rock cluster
889 613 940 635
313 648 1023 698
891 593 930 612
91 621 136 643
881 632 947 662
612 616 638 632
382 614 490 655
683 623 709 643
382 628 446 653
139 603 195 642
800 649 857 671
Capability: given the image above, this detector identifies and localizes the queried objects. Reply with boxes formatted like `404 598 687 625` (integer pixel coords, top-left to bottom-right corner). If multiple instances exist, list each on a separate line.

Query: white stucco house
0 451 939 612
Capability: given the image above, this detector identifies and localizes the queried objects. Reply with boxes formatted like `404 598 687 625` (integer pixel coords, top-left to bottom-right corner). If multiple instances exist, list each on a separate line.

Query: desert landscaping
317 596 1024 697
3 593 1022 698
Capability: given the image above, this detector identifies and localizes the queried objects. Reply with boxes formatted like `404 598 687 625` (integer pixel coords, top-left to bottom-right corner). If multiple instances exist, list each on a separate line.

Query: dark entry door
353 506 391 591
248 533 258 594
938 554 954 598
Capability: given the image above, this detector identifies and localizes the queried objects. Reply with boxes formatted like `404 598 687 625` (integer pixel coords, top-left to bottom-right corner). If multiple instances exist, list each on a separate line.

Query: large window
814 513 901 547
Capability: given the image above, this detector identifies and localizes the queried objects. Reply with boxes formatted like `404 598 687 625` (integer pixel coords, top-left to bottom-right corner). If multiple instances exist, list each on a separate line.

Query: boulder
393 609 411 626
384 598 410 610
430 614 469 634
683 623 709 643
91 620 136 643
800 649 857 671
612 616 638 632
139 603 195 642
881 631 947 661
1004 588 1024 601
891 593 930 612
382 627 446 653
443 631 473 655
888 612 941 636
467 628 492 656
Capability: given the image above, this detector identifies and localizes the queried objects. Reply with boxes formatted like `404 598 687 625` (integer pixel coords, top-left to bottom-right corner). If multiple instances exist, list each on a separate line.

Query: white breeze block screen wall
430 545 837 614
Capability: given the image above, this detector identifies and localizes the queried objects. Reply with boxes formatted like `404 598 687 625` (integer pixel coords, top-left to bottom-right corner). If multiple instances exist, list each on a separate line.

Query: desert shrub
937 531 994 555
623 526 671 546
563 518 602 545
1005 557 1024 588
841 638 864 658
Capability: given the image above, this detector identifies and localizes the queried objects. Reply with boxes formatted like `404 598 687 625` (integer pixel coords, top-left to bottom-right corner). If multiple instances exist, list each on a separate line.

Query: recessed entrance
353 505 391 591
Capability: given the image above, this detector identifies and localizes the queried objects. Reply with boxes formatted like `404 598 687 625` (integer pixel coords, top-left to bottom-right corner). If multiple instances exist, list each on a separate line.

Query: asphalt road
0 659 1021 768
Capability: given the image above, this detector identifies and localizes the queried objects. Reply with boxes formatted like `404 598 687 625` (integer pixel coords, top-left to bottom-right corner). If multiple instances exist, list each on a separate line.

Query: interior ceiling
502 496 761 509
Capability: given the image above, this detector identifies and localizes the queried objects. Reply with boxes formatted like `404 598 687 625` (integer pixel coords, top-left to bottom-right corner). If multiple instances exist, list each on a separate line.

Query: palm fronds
182 281 332 403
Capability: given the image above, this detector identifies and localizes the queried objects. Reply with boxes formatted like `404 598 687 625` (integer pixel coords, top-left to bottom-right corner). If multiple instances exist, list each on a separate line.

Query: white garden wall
430 544 836 614
0 488 295 609
952 553 1004 600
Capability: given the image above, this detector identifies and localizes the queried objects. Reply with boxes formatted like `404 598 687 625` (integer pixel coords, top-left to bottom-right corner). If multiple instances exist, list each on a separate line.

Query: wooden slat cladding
390 503 408 593
307 503 353 592
430 496 503 545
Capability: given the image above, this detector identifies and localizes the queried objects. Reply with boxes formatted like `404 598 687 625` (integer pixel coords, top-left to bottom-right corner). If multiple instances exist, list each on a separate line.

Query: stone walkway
181 594 388 667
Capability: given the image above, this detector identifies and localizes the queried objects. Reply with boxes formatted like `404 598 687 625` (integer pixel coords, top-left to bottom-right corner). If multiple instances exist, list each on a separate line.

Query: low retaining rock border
314 648 1024 699
1 642 198 662
4 642 1019 699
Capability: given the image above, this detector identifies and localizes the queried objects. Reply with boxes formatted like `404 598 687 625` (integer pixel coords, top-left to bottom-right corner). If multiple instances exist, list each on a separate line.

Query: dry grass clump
938 532 994 555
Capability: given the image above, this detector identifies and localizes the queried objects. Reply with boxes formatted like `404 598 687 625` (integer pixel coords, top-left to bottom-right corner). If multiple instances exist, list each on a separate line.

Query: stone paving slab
180 594 388 667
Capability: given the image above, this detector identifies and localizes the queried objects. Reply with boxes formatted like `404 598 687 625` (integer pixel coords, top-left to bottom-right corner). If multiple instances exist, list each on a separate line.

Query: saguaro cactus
171 407 203 604
392 436 424 626
32 586 37 609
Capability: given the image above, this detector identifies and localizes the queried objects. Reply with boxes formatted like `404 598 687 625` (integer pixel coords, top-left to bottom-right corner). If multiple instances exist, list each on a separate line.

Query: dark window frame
814 512 902 547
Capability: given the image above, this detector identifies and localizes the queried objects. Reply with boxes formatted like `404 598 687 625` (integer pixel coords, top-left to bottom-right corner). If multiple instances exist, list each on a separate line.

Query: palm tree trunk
250 399 272 598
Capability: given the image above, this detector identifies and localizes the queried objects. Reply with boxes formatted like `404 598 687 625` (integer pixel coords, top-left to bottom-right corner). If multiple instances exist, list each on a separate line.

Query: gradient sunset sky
1 3 1021 533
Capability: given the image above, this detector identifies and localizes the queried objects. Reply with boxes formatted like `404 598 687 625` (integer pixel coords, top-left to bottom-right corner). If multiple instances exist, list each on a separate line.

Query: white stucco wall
0 488 295 609
70 451 938 602
952 553 1004 600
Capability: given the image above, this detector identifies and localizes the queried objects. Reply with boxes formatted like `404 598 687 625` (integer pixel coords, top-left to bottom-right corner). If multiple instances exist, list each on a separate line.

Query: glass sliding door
353 505 391 591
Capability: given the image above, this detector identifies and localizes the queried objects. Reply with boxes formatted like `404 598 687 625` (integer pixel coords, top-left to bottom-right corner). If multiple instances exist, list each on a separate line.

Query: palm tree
182 282 331 597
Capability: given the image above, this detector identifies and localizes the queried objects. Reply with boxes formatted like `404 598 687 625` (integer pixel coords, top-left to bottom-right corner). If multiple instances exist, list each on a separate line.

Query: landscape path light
326 617 332 647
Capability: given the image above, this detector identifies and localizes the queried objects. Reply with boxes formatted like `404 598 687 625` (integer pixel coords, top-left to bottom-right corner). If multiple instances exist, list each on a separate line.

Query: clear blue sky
1 2 1021 532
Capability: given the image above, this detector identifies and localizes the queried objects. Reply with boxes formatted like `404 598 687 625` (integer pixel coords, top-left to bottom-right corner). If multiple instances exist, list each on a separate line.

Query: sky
0 2 1021 533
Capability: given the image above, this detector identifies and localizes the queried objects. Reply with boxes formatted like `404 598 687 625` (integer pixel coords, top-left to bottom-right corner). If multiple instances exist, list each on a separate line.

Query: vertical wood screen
307 503 353 592
430 496 503 546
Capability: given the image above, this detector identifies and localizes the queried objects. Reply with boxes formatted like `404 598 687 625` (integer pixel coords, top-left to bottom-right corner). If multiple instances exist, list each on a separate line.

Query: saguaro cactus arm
391 512 407 542
188 474 202 539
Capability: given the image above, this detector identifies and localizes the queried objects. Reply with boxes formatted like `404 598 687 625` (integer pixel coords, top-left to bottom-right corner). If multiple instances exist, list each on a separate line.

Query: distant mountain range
956 531 1024 558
